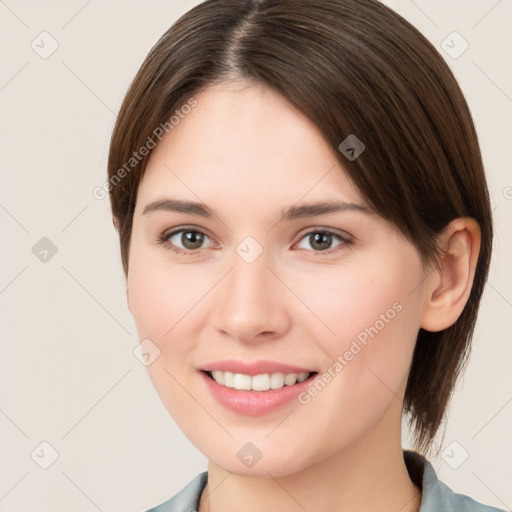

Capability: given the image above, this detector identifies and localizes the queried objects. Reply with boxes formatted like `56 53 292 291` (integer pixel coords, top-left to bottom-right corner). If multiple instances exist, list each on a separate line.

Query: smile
200 362 319 415
207 370 311 391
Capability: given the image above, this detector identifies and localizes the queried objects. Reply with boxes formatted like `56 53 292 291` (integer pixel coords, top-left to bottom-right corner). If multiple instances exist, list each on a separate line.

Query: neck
199 411 422 512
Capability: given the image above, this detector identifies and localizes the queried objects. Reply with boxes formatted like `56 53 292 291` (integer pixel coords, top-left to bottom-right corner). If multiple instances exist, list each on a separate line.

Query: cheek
289 253 421 350
127 246 216 402
292 251 423 410
127 255 205 423
127 242 211 340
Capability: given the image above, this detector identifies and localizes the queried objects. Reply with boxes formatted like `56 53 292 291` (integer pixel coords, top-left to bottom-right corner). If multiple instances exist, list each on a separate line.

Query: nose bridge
231 246 268 300
212 241 290 341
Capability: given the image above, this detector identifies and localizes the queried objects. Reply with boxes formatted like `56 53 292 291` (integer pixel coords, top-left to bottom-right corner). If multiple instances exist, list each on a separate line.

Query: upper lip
200 359 315 376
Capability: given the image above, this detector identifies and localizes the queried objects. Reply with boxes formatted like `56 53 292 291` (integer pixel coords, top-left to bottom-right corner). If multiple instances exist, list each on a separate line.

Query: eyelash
156 226 352 257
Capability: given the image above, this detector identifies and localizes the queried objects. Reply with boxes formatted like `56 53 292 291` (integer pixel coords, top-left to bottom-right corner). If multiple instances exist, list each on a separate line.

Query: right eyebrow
142 199 213 218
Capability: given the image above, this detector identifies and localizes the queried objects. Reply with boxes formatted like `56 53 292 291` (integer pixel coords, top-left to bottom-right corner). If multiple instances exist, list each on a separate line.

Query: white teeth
252 373 271 391
223 371 235 388
211 370 224 385
209 370 311 391
297 372 309 383
284 373 298 386
270 372 285 389
233 373 252 390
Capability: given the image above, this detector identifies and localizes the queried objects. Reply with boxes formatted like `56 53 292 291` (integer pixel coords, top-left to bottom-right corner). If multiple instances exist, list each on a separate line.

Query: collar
147 450 504 511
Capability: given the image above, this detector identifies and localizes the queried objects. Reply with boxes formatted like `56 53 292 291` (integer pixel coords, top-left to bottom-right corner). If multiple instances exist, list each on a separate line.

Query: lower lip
200 371 315 416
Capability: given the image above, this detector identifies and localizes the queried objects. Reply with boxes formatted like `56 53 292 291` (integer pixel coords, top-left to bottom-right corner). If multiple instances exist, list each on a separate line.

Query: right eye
157 228 216 255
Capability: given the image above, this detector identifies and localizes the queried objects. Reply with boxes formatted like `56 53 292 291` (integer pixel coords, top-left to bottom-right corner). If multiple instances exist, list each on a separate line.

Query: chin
198 437 317 478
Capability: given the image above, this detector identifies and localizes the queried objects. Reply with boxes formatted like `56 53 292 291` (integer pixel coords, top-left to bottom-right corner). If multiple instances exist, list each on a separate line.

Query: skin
125 80 480 512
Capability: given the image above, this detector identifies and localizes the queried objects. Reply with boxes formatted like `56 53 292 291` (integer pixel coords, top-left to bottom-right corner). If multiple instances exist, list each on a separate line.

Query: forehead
137 81 364 209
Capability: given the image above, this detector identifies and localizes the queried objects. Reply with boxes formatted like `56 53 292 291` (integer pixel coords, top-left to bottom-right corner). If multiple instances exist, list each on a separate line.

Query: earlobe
420 218 481 332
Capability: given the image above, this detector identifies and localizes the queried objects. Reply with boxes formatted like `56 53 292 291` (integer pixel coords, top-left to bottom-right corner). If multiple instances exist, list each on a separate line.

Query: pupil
183 231 203 249
311 232 331 251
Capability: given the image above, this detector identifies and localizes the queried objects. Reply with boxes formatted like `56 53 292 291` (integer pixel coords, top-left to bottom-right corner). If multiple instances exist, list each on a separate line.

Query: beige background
0 0 511 511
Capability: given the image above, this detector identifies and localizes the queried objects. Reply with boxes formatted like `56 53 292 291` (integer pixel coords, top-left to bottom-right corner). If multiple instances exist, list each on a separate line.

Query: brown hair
107 0 492 454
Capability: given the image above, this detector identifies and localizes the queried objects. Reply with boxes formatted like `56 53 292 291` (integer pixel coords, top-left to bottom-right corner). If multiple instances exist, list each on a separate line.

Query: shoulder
145 472 208 512
428 476 506 512
404 451 506 512
144 456 507 512
422 463 506 512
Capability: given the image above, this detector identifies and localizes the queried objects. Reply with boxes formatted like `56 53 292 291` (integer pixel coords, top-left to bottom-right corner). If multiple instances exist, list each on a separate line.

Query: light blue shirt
146 451 506 511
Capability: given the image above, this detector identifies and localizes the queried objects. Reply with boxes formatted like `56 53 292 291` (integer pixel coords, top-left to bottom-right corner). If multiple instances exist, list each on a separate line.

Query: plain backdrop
0 1 511 511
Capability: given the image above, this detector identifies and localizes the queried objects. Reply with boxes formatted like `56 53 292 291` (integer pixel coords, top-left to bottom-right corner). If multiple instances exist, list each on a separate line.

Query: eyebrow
141 198 370 221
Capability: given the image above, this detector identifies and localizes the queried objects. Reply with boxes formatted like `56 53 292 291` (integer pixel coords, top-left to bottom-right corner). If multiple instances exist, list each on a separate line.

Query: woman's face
127 80 429 476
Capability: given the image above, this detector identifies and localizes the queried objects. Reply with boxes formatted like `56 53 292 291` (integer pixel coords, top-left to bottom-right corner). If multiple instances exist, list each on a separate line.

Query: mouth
199 363 319 415
203 370 316 391
198 359 319 415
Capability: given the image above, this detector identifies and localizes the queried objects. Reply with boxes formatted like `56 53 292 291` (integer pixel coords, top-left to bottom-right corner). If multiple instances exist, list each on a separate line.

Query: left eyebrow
279 200 370 221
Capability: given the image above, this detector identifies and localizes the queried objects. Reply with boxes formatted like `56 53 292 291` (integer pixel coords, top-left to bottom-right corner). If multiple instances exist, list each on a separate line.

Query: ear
112 216 121 231
420 218 481 332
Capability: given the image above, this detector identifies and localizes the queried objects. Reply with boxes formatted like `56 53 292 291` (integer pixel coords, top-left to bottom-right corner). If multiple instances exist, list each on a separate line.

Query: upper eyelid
163 225 215 242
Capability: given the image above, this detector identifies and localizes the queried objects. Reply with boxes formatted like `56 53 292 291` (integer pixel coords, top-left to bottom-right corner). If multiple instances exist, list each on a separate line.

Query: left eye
295 230 347 252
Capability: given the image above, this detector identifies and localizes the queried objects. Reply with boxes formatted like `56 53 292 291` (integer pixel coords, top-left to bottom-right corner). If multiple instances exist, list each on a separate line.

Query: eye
295 229 349 254
157 227 351 256
158 228 215 255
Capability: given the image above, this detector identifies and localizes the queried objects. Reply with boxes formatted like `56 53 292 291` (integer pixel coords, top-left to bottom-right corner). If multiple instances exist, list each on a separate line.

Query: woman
107 0 505 510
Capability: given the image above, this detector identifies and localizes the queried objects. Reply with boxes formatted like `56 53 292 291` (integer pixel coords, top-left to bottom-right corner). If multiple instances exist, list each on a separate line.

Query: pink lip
200 372 315 416
200 359 314 376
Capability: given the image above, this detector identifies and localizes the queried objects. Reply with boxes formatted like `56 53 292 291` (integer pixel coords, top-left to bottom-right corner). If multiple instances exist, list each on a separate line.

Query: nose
211 249 292 344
